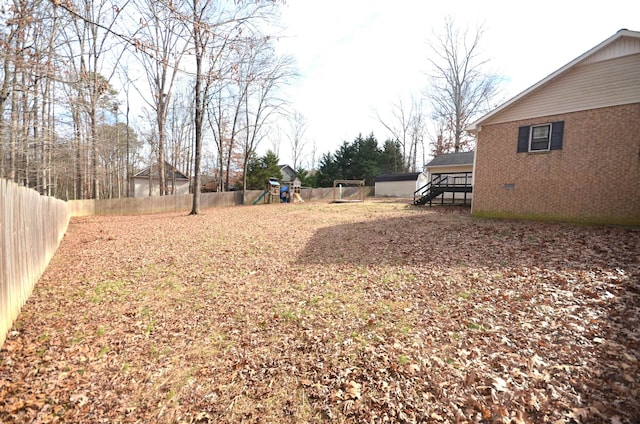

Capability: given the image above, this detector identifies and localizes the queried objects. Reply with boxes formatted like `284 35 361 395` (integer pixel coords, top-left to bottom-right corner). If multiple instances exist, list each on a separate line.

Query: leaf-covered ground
1 201 639 423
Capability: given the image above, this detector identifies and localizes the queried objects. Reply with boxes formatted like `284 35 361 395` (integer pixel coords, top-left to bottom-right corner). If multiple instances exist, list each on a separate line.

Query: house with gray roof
425 151 474 174
131 161 190 197
415 151 474 205
279 164 301 189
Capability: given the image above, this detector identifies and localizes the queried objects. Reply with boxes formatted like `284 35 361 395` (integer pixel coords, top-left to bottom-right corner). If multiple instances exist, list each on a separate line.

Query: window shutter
517 126 530 153
550 121 564 150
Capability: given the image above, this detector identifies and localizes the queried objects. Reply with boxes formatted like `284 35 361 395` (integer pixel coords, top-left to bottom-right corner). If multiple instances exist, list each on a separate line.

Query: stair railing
413 174 448 204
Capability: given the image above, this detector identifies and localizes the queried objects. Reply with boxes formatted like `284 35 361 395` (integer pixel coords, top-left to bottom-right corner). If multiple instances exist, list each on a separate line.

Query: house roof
425 151 474 167
279 164 297 181
375 172 421 183
466 29 640 133
133 161 189 180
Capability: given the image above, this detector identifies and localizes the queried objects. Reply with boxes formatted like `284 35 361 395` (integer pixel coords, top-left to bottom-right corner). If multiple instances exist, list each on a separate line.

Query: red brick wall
472 103 640 224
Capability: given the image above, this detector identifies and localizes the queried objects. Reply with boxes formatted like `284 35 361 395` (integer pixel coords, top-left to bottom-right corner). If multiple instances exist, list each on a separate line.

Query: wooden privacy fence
0 184 373 347
68 190 263 216
65 187 367 217
0 179 69 348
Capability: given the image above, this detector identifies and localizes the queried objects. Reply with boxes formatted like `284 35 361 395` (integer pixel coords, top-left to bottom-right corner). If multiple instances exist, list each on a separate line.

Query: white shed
374 172 421 198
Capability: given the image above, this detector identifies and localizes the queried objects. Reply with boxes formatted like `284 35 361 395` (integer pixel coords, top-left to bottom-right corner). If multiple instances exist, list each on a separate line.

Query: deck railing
414 172 473 205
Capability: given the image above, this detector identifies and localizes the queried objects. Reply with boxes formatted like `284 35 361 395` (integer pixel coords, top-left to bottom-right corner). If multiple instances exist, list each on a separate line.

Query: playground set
252 178 367 205
253 177 304 204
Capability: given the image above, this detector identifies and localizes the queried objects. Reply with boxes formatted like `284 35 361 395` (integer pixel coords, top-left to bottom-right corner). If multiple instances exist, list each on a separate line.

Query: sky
269 0 639 168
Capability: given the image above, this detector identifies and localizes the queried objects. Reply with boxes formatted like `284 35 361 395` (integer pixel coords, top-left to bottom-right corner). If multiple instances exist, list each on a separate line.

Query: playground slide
294 193 304 203
252 190 268 205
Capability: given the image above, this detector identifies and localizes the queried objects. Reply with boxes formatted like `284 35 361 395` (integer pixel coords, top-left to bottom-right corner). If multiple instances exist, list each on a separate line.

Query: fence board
0 179 69 348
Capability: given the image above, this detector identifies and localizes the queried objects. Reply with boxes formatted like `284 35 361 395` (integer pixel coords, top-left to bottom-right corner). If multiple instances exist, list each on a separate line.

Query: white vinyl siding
582 36 640 64
425 164 473 175
133 178 190 197
375 180 418 198
425 164 474 202
485 53 640 125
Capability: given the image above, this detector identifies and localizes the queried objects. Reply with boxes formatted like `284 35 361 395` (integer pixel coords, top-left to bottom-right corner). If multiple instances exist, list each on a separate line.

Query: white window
530 124 551 151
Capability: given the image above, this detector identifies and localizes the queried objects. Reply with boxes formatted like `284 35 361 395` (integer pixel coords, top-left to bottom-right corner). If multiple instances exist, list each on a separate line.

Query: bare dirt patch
1 201 639 423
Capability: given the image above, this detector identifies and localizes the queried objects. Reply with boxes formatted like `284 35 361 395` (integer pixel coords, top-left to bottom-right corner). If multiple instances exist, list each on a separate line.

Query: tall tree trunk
91 104 98 198
0 51 12 179
125 91 131 197
157 97 167 195
10 86 19 182
73 107 83 199
21 71 29 187
190 1 203 214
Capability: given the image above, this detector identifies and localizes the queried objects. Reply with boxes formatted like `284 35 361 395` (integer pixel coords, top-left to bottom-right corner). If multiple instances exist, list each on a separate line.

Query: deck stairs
413 173 473 206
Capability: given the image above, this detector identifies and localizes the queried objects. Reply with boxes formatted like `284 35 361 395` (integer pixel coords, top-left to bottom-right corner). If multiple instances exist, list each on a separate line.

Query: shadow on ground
296 212 640 420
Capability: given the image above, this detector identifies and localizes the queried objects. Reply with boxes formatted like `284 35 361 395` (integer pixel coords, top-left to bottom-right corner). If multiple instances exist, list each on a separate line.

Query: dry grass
1 200 639 423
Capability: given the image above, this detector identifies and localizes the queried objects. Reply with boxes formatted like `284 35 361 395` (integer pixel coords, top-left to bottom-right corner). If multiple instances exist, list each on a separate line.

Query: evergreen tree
348 134 382 184
381 139 406 174
296 167 317 188
316 152 341 187
316 133 387 187
244 150 281 190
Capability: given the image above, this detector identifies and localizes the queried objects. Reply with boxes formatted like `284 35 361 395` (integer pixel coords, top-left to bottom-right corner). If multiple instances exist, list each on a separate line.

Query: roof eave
426 163 474 168
466 29 640 131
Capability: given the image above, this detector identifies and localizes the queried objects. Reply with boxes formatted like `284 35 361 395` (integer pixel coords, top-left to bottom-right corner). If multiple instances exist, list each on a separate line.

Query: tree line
242 133 402 189
1 1 500 210
0 0 292 212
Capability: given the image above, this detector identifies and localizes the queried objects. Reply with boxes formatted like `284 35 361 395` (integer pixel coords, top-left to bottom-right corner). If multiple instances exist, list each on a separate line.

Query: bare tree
286 110 307 170
377 95 425 172
189 1 284 213
37 6 62 196
269 125 282 161
116 67 138 197
189 0 249 213
428 117 453 158
0 0 289 204
0 0 68 194
0 0 44 184
96 118 139 198
407 101 426 172
58 0 129 198
207 54 246 193
133 0 188 196
189 0 222 214
0 5 16 147
166 86 194 189
425 16 501 153
238 37 293 204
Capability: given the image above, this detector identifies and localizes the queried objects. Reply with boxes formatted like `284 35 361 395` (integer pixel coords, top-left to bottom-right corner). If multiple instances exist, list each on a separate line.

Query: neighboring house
131 161 190 197
375 172 421 197
466 29 640 225
425 151 474 179
202 177 220 193
279 164 301 188
421 151 474 204
279 164 296 182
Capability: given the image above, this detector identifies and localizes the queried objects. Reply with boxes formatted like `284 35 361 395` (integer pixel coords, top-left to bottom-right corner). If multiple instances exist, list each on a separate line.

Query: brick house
467 29 640 225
